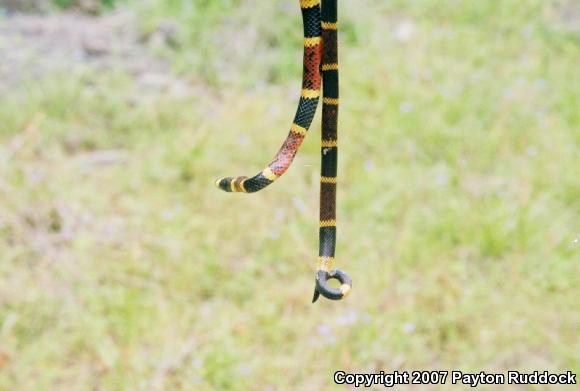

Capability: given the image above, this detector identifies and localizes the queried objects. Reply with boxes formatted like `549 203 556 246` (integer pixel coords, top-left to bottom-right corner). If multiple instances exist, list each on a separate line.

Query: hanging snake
215 0 352 302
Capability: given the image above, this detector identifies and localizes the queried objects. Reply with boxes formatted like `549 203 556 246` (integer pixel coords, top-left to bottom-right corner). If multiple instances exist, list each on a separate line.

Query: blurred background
0 0 578 389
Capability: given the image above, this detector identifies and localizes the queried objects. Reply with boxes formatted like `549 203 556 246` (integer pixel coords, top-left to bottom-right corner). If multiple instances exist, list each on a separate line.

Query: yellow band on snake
321 139 337 147
301 89 321 99
321 21 337 30
317 256 335 272
320 219 336 227
340 284 351 297
322 63 338 71
262 167 279 181
290 123 308 135
300 0 320 7
322 98 339 105
304 37 322 46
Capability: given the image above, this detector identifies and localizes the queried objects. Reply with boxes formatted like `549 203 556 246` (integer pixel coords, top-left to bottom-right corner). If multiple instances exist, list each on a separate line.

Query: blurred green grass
0 0 579 390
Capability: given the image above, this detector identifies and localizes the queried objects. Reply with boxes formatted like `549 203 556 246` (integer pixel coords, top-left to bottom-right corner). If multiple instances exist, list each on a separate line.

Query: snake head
312 269 352 303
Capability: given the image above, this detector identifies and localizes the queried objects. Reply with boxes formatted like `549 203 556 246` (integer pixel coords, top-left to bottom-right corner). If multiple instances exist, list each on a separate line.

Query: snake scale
215 0 352 302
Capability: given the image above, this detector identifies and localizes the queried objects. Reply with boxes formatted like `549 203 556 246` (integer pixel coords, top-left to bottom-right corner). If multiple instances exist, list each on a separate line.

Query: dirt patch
1 0 107 14
1 0 49 13
0 9 189 94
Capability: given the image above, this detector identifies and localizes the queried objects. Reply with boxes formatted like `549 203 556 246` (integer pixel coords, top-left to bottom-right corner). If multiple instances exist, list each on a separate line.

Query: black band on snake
214 0 352 303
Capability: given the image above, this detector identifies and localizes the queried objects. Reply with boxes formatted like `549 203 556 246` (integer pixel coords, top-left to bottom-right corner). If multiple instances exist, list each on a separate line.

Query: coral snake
215 0 351 303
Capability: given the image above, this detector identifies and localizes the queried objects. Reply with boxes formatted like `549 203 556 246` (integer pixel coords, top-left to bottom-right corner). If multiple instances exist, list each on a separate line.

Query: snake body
215 0 322 193
215 0 351 302
312 0 352 303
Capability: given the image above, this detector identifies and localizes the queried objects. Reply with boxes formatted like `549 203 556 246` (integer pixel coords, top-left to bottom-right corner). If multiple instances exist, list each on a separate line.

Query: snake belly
215 0 322 193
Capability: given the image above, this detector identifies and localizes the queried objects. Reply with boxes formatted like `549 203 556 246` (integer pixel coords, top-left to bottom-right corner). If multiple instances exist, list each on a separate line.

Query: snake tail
216 0 322 193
